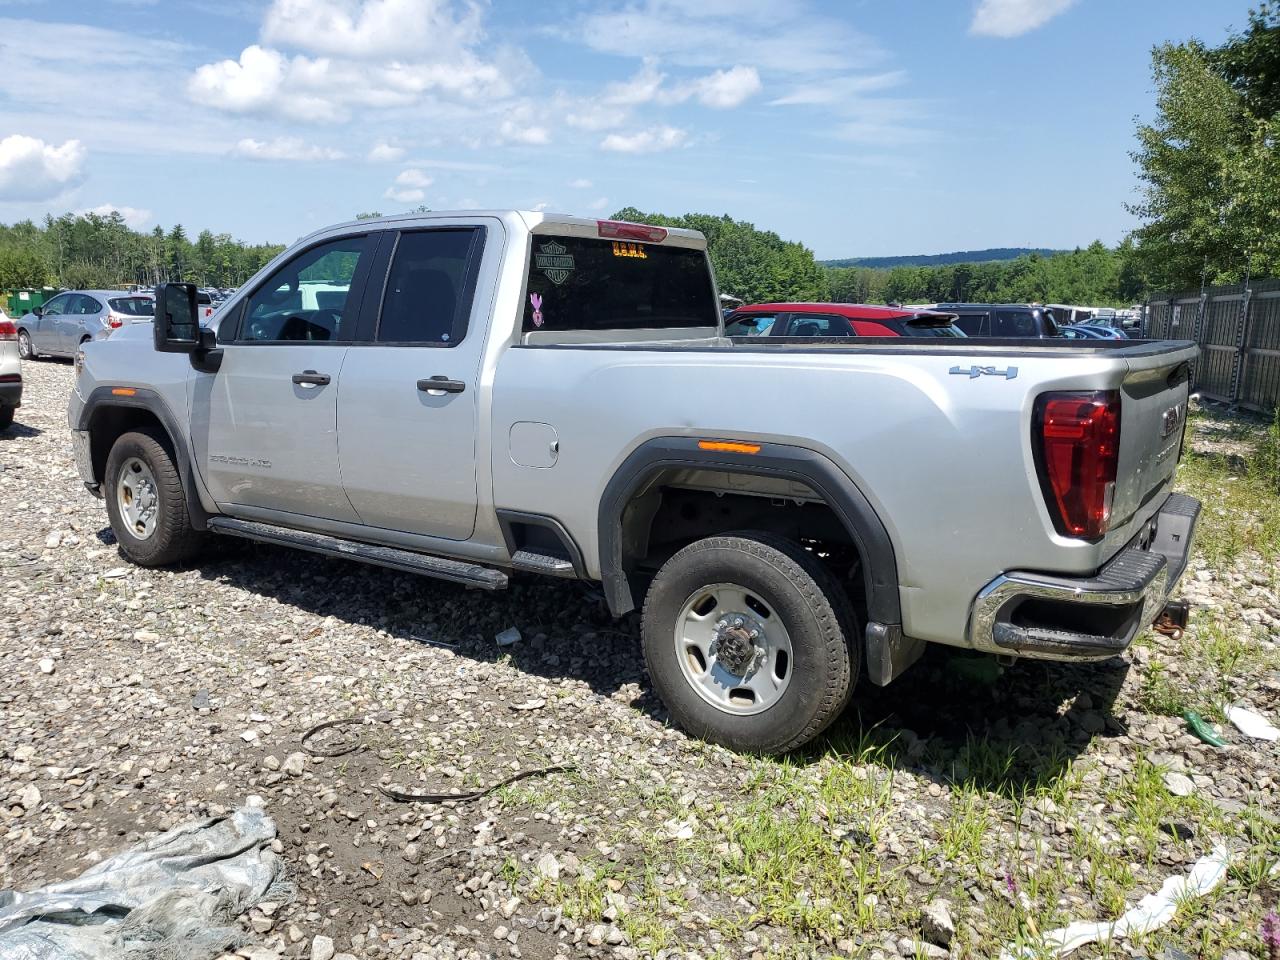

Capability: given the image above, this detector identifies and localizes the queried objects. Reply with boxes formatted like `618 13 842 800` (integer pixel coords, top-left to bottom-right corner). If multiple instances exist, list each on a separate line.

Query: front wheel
641 531 858 754
104 428 204 566
17 330 36 359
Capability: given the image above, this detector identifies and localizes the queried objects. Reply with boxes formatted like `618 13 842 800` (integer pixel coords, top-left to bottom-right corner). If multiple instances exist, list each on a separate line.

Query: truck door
189 233 377 522
336 223 495 541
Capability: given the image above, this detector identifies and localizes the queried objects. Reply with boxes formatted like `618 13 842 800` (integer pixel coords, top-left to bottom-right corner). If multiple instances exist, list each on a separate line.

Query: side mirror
154 283 200 353
32 307 42 317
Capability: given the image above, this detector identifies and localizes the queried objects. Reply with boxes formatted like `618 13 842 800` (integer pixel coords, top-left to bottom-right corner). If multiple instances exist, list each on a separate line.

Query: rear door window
376 228 483 345
953 313 989 336
992 310 1036 337
785 314 852 337
521 236 718 333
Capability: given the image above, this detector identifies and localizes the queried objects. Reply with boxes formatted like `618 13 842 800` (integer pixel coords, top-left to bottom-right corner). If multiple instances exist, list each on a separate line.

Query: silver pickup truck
68 211 1200 753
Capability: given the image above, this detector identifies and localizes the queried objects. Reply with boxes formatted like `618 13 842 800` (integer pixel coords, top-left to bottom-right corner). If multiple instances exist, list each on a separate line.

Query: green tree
611 207 828 302
1128 10 1280 289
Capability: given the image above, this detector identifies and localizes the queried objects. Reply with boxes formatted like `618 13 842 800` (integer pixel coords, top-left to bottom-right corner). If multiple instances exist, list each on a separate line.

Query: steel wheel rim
674 582 793 716
116 456 160 540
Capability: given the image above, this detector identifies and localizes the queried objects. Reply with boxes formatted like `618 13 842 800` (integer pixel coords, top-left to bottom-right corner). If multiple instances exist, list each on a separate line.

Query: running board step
510 549 577 578
207 517 508 590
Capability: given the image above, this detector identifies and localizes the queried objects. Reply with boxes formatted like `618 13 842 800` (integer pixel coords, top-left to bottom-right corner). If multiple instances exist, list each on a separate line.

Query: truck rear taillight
597 220 668 243
1033 390 1121 540
0 320 15 341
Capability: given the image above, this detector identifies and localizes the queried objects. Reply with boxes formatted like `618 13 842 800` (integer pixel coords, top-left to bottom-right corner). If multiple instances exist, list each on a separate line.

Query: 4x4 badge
949 365 1018 380
534 241 575 285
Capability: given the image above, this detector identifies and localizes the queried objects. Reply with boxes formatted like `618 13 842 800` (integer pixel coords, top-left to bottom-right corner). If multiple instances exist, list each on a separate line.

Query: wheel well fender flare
77 385 210 530
597 437 901 625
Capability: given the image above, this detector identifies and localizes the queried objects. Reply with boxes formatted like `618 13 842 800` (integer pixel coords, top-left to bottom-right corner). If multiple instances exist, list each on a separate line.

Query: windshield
522 236 718 333
108 297 154 316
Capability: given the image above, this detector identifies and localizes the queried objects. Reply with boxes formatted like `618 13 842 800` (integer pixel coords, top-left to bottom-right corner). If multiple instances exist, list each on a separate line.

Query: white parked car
0 308 21 431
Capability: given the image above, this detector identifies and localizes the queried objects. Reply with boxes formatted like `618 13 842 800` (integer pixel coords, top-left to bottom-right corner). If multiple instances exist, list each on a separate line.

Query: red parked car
724 302 966 338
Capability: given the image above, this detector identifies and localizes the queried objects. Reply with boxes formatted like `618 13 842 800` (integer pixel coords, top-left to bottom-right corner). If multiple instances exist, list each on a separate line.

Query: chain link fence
1144 278 1280 412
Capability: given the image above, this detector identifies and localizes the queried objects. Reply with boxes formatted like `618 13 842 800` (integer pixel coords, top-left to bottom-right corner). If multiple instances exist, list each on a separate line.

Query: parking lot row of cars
723 301 1136 340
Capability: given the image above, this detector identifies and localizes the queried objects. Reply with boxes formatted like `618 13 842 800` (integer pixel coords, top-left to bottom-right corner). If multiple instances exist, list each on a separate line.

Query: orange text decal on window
611 241 648 259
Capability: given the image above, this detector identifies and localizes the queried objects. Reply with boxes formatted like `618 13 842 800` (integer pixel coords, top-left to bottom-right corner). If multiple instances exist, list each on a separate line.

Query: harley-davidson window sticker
534 240 575 284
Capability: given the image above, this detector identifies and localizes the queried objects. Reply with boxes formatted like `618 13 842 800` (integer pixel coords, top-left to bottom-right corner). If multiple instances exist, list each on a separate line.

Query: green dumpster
6 287 58 318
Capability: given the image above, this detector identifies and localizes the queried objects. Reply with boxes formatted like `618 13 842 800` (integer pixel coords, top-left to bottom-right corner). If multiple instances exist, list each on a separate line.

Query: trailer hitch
1153 598 1190 640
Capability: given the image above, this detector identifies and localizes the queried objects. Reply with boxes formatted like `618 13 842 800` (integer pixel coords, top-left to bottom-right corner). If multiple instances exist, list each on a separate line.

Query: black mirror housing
154 283 200 353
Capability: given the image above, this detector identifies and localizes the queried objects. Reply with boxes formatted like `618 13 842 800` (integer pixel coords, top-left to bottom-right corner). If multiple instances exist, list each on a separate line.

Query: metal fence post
1230 282 1254 405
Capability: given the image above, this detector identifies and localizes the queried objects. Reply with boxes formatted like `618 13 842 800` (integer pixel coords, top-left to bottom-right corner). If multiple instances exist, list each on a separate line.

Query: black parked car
934 303 1060 338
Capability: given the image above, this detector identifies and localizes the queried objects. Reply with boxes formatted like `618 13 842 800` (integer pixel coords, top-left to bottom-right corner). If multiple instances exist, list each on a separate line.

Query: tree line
1127 4 1280 291
0 211 285 292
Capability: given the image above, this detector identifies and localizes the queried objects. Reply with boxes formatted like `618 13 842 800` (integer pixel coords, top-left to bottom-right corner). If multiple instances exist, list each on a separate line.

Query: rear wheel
641 531 858 754
17 330 36 359
0 406 13 431
105 428 204 566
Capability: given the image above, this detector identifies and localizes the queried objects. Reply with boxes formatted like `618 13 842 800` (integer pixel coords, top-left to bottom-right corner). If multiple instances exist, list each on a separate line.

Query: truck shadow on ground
185 537 1127 800
0 422 43 439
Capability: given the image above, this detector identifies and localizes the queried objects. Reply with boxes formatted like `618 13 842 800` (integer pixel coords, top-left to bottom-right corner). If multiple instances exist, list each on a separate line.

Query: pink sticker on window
530 293 543 327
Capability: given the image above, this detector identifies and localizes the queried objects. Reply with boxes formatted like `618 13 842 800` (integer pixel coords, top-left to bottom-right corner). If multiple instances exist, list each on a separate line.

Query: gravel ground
2 359 1278 960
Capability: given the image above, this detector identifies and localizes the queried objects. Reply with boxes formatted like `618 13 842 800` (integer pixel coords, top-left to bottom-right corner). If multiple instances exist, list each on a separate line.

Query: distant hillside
822 247 1066 269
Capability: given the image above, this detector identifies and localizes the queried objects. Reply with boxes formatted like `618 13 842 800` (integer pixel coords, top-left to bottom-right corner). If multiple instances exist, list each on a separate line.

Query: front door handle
292 370 331 386
417 376 466 395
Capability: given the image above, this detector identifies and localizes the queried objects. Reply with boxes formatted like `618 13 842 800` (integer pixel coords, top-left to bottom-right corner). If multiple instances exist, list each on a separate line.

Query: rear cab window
521 233 719 341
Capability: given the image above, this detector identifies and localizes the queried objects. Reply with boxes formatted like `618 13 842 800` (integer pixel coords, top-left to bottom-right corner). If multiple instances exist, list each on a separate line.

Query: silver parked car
16 290 154 360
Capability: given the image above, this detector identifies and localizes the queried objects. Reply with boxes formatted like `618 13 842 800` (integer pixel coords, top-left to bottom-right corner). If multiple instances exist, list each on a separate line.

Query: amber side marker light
110 387 137 397
698 440 761 454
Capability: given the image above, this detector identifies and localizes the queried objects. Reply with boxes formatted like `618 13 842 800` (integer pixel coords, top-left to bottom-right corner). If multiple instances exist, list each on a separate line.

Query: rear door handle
292 370 331 386
417 376 466 395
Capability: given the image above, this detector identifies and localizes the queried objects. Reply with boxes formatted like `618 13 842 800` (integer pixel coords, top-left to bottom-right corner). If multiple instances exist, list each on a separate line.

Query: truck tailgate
1112 344 1197 531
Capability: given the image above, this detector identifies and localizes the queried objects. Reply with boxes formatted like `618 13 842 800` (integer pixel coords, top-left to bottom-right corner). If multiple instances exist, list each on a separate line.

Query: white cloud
498 119 550 145
690 65 761 108
568 178 593 189
602 59 666 106
189 45 289 114
970 0 1076 38
588 196 609 212
0 134 86 201
75 203 152 228
564 101 629 131
770 71 906 106
531 201 551 212
600 125 687 153
394 168 433 188
263 0 483 59
574 0 882 75
367 140 405 161
384 186 426 203
232 136 345 160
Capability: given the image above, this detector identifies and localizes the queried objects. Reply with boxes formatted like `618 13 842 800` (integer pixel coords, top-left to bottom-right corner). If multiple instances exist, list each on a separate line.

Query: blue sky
0 0 1249 259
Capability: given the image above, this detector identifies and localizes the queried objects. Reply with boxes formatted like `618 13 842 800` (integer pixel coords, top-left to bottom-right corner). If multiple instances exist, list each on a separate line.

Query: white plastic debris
1225 704 1280 741
0 804 288 960
1000 844 1230 959
495 627 522 647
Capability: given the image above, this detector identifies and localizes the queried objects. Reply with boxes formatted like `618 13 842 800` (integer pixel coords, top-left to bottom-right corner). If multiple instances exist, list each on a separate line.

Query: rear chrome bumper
968 492 1200 660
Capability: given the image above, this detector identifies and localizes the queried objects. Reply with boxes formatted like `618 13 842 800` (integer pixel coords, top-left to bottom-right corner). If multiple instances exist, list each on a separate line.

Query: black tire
641 531 859 754
104 428 204 566
0 406 13 431
17 329 36 359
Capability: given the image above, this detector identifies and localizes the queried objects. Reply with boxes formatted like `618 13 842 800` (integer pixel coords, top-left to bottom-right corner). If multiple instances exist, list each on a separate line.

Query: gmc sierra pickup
68 211 1200 753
